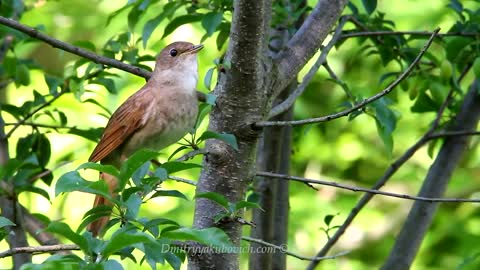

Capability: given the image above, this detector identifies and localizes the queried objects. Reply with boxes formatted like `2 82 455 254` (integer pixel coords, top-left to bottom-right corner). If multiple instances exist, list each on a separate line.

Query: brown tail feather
87 172 118 237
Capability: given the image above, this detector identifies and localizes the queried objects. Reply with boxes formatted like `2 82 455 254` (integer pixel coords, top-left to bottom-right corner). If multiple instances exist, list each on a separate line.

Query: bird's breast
121 90 198 156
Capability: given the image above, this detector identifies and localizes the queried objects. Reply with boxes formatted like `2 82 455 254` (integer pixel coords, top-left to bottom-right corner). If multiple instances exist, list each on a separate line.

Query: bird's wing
89 88 152 163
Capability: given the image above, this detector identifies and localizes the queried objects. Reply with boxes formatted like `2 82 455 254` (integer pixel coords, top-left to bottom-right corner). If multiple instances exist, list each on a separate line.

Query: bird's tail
87 172 118 237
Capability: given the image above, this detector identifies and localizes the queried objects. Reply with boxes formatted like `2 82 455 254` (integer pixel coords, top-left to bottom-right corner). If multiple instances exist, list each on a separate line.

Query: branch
306 80 462 269
241 236 349 262
381 79 480 270
0 244 79 258
168 175 197 186
5 90 66 138
175 148 207 162
257 27 440 127
257 171 480 203
274 0 349 93
340 30 479 40
268 17 348 118
0 16 150 79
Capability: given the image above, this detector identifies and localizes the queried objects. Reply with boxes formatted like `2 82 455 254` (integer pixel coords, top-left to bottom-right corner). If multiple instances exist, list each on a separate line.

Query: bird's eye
169 49 178 57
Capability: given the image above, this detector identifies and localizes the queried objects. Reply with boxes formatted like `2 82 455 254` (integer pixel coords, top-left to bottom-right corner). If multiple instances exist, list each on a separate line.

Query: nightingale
86 41 203 237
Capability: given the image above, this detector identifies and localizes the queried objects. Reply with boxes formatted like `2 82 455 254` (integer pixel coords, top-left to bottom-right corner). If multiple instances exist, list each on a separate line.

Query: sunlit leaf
197 131 238 150
46 222 89 252
196 192 229 210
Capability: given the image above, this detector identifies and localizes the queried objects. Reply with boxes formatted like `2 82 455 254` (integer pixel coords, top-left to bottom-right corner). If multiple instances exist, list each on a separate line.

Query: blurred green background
1 0 480 269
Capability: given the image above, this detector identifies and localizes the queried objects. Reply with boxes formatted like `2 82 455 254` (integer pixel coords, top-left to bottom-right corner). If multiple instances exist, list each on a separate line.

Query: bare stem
0 244 79 258
241 236 349 262
256 27 440 127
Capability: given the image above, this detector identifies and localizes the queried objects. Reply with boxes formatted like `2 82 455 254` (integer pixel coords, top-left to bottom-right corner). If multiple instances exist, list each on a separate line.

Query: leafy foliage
1 0 480 269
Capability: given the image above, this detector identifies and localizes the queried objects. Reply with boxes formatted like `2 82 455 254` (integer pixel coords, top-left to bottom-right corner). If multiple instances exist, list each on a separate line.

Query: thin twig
4 122 74 130
306 85 469 268
258 171 480 203
269 17 348 118
340 30 479 40
0 16 150 79
168 175 197 186
5 90 67 138
429 130 480 140
256 27 440 127
323 61 353 100
0 244 79 258
241 236 349 262
175 148 207 162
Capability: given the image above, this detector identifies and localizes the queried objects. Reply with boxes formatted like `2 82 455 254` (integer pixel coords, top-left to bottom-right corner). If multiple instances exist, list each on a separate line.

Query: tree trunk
188 1 348 269
381 80 480 270
249 84 293 270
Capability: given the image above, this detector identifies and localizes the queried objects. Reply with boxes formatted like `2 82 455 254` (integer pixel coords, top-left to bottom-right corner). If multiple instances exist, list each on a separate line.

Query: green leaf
77 162 119 177
411 91 439 113
205 94 217 105
55 171 111 199
362 0 377 14
103 259 124 270
125 193 142 220
46 222 89 252
162 14 202 38
167 145 190 161
197 131 238 150
151 190 189 200
196 192 229 210
233 201 261 212
324 214 336 226
102 231 152 257
374 118 394 155
78 205 112 233
91 78 116 94
106 3 134 26
201 12 223 37
204 67 215 90
0 216 15 228
216 23 230 50
163 227 234 249
372 99 397 135
44 75 62 95
132 161 151 185
195 103 212 130
119 149 159 190
160 161 202 174
68 127 104 142
142 2 177 48
143 218 179 237
17 185 50 201
15 64 30 86
154 167 168 181
446 37 472 62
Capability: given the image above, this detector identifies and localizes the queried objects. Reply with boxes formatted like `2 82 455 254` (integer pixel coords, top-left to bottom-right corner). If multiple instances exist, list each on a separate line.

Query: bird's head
155 41 203 72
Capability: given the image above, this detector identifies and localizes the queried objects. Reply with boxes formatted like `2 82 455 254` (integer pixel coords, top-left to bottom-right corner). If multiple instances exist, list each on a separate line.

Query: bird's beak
189 44 204 54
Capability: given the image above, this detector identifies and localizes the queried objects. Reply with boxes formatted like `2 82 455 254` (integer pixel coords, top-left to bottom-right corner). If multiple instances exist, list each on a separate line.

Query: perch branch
269 17 348 118
0 244 79 258
241 236 349 262
257 170 480 203
257 27 440 127
0 16 150 79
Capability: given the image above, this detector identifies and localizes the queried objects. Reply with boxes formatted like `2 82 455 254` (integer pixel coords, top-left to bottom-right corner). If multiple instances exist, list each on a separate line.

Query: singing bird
87 41 203 237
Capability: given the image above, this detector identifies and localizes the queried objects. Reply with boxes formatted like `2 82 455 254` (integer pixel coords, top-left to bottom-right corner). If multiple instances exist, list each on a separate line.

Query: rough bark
189 1 347 269
381 80 480 270
189 1 273 269
249 84 293 270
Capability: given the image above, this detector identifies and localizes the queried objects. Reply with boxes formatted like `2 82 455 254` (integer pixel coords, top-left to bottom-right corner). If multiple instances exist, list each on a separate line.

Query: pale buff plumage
87 41 202 236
